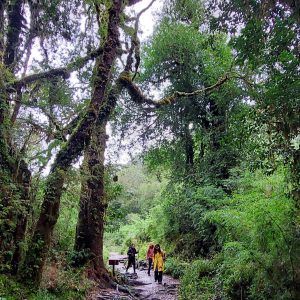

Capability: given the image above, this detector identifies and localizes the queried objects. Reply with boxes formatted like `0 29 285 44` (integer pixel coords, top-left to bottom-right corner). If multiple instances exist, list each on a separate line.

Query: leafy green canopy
137 19 246 183
209 0 300 197
142 21 232 89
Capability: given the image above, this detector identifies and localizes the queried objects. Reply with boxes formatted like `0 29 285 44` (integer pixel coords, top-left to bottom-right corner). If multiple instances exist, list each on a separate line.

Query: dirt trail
89 255 179 300
119 262 179 300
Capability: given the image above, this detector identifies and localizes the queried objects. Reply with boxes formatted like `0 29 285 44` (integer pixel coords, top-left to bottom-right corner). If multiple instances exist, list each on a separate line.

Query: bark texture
74 84 119 282
4 0 23 69
74 120 109 281
0 152 31 274
0 0 6 61
0 0 31 271
11 159 32 274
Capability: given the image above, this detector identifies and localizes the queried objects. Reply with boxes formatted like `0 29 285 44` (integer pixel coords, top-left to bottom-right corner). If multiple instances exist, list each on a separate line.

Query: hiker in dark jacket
126 244 138 273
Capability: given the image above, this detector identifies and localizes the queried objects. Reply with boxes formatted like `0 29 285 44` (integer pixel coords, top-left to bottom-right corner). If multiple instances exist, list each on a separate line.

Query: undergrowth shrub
0 275 24 300
40 263 93 296
0 264 94 300
178 168 298 300
164 257 188 278
152 184 225 258
179 258 217 300
177 168 299 299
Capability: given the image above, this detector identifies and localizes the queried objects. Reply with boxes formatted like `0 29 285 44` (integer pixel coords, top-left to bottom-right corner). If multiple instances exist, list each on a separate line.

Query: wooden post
109 257 119 277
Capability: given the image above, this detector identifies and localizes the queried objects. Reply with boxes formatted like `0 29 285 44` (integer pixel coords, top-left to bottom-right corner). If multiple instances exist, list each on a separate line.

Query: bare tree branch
124 0 156 79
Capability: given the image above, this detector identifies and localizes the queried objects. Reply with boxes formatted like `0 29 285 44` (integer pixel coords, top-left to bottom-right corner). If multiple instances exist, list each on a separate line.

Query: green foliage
209 0 300 196
105 162 164 234
164 257 188 279
179 258 217 300
0 267 93 300
52 171 81 252
141 20 232 88
40 264 93 297
146 203 170 246
151 183 226 258
0 275 24 300
1 1 299 299
177 168 297 299
163 0 205 27
104 163 170 259
68 249 93 267
105 213 151 255
136 17 245 187
0 168 24 272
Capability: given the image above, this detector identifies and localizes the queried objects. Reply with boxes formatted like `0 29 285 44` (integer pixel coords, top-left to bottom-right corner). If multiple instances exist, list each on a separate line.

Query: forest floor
88 255 179 300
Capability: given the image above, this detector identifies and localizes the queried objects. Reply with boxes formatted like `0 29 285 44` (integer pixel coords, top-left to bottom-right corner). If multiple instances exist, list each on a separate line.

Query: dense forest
0 0 299 299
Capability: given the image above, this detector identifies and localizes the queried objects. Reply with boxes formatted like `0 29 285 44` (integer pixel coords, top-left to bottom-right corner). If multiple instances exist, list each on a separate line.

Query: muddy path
88 255 179 300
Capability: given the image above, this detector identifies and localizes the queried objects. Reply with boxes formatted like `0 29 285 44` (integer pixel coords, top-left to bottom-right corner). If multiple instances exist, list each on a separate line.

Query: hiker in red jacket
146 242 154 276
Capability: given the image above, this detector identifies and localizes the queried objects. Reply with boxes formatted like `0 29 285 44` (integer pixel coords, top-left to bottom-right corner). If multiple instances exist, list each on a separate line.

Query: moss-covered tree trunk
21 0 123 285
0 122 32 274
74 119 109 282
10 159 32 274
0 1 6 60
0 0 32 274
74 80 120 282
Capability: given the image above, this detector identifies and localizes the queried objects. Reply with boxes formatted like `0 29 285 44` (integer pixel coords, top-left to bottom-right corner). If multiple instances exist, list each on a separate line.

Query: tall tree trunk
209 99 229 180
21 0 123 285
184 125 194 168
0 61 32 274
74 82 119 283
0 0 6 62
0 153 31 274
74 120 109 282
4 0 23 69
10 159 31 274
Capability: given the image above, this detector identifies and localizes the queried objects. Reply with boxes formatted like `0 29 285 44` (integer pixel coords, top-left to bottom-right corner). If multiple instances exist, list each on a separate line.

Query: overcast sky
130 0 163 40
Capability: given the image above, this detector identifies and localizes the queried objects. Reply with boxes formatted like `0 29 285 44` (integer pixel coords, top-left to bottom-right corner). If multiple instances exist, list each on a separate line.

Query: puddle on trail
89 259 179 300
